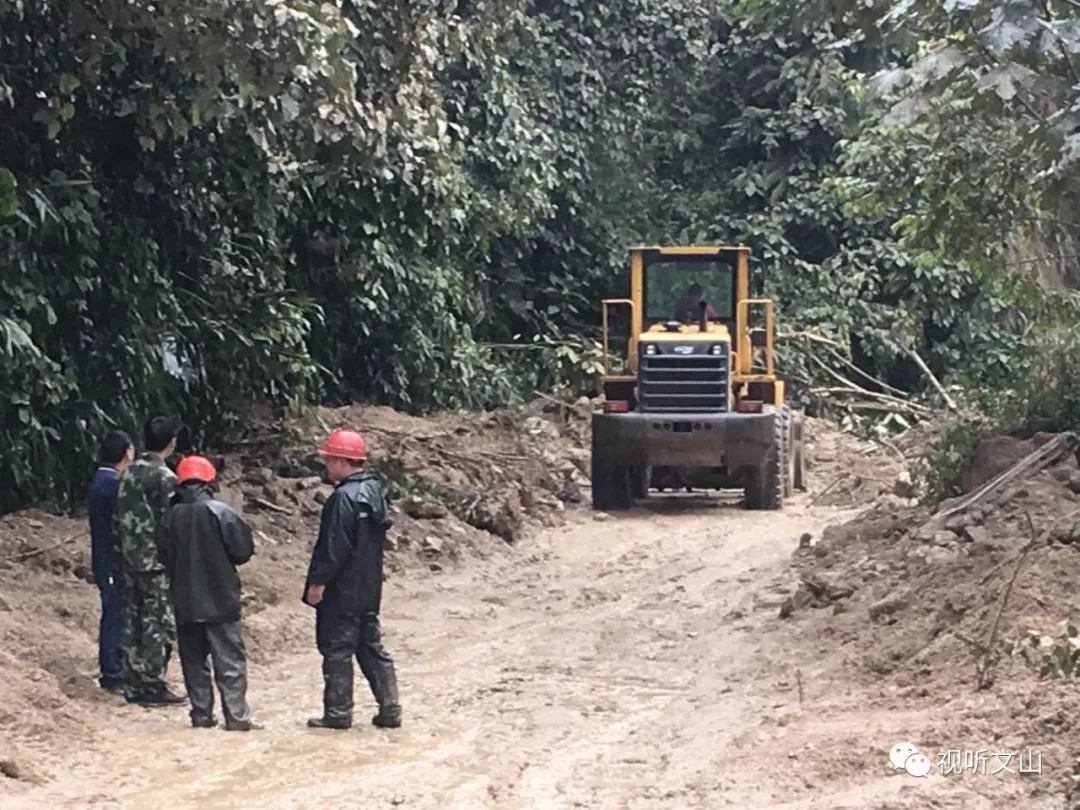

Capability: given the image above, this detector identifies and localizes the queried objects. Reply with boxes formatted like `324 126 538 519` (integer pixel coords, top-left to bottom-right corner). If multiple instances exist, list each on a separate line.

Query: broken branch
809 474 847 504
976 513 1037 690
921 433 1079 534
4 531 86 562
827 348 910 399
248 497 292 515
973 509 1080 689
907 348 958 412
777 330 842 348
810 387 931 414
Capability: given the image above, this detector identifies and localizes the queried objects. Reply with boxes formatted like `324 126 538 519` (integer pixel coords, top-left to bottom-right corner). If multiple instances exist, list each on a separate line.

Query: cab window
643 257 735 323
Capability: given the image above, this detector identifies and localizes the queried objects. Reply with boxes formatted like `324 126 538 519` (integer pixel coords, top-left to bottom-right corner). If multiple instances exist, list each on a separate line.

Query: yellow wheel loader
592 245 807 510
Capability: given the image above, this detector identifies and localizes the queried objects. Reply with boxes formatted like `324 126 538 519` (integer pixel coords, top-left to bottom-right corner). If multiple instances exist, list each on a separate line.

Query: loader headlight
709 344 724 355
644 344 657 356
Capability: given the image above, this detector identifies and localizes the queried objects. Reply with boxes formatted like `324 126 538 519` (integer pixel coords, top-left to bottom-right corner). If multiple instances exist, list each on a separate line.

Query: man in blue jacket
88 430 134 693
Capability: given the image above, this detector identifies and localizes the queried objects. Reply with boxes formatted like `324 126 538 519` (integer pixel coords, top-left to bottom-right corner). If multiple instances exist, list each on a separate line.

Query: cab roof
629 245 750 254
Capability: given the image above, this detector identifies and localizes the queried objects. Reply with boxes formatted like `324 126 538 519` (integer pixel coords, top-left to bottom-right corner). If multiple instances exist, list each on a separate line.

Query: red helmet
175 455 216 483
318 429 367 461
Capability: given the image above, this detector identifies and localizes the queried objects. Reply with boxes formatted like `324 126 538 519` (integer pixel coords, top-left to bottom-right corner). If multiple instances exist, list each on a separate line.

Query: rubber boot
309 660 353 729
140 685 187 706
225 719 264 732
307 716 350 730
371 664 401 729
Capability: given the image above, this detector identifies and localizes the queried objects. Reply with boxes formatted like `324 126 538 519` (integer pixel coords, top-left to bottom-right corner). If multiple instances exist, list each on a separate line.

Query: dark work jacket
88 466 121 587
158 482 254 625
303 471 391 615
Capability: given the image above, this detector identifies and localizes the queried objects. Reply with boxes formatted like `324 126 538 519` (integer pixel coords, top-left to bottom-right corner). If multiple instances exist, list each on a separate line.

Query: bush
913 324 1080 505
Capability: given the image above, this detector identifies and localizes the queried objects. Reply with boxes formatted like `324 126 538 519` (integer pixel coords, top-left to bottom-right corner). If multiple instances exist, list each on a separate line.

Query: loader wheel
782 404 794 499
792 409 807 492
744 407 784 511
591 433 633 511
630 466 651 500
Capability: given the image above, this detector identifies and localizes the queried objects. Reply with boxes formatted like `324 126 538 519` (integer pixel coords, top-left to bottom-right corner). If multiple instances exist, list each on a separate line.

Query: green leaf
0 168 17 217
58 73 81 94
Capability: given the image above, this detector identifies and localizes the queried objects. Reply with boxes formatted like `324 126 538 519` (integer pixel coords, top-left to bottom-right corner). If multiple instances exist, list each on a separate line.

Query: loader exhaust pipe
698 299 708 332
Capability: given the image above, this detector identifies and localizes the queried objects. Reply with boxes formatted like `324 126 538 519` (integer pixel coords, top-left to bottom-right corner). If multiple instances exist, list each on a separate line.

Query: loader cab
641 250 737 335
599 244 780 411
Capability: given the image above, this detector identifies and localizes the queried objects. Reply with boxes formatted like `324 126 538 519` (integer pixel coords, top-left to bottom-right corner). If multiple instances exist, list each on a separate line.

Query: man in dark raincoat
159 454 260 731
303 428 400 730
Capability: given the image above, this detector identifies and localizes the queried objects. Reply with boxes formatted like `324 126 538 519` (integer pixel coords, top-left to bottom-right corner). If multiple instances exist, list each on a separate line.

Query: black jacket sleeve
305 489 357 589
220 507 254 566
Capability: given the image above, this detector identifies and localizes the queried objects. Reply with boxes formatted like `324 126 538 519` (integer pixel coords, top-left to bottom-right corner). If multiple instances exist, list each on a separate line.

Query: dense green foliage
3 0 1080 512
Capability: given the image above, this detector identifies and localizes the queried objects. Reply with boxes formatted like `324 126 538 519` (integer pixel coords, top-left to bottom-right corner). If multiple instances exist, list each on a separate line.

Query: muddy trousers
121 571 176 701
177 621 252 727
316 609 399 726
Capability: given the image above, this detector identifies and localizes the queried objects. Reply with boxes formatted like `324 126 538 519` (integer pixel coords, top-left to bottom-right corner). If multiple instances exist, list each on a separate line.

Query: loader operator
303 429 401 730
674 283 718 322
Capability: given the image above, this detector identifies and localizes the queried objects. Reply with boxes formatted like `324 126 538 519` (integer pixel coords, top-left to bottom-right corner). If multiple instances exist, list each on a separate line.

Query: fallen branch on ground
805 352 886 402
533 391 576 413
827 348 910 399
807 471 891 503
809 474 847 504
783 329 916 401
3 531 87 562
976 513 1037 690
907 348 958 412
874 437 907 462
920 433 1079 535
809 387 932 415
944 509 1080 689
248 497 292 515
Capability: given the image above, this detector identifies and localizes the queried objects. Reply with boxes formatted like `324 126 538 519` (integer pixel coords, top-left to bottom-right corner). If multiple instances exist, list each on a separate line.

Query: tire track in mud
1 495 1012 809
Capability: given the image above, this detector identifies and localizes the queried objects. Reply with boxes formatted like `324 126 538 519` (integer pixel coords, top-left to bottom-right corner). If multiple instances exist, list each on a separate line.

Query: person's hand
306 584 325 606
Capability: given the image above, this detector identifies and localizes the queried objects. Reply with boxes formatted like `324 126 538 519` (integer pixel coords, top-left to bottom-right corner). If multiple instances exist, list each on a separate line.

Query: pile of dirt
779 429 1080 793
217 399 595 550
801 416 910 507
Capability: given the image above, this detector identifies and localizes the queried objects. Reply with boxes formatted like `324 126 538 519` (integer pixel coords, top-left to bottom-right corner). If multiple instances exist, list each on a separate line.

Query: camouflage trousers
121 570 177 700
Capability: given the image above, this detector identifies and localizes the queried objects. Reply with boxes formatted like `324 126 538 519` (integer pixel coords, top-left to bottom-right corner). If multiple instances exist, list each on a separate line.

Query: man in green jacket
114 416 186 706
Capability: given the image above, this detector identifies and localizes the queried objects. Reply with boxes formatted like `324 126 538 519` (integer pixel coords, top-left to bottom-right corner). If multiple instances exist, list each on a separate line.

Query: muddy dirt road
2 493 1050 809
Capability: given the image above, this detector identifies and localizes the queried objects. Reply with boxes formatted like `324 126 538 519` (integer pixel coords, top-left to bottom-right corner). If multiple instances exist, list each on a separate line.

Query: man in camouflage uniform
114 416 186 706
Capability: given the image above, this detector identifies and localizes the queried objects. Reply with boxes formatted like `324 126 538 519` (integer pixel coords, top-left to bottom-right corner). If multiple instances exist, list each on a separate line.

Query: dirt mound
802 416 908 507
779 430 1080 793
958 435 1036 494
219 400 594 550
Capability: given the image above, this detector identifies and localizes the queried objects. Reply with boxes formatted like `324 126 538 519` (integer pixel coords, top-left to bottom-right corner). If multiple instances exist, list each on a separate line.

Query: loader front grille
639 342 728 413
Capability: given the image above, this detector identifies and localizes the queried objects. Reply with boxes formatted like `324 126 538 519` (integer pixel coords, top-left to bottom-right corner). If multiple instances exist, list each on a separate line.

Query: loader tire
744 407 785 511
782 404 794 499
792 409 807 492
591 432 633 511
